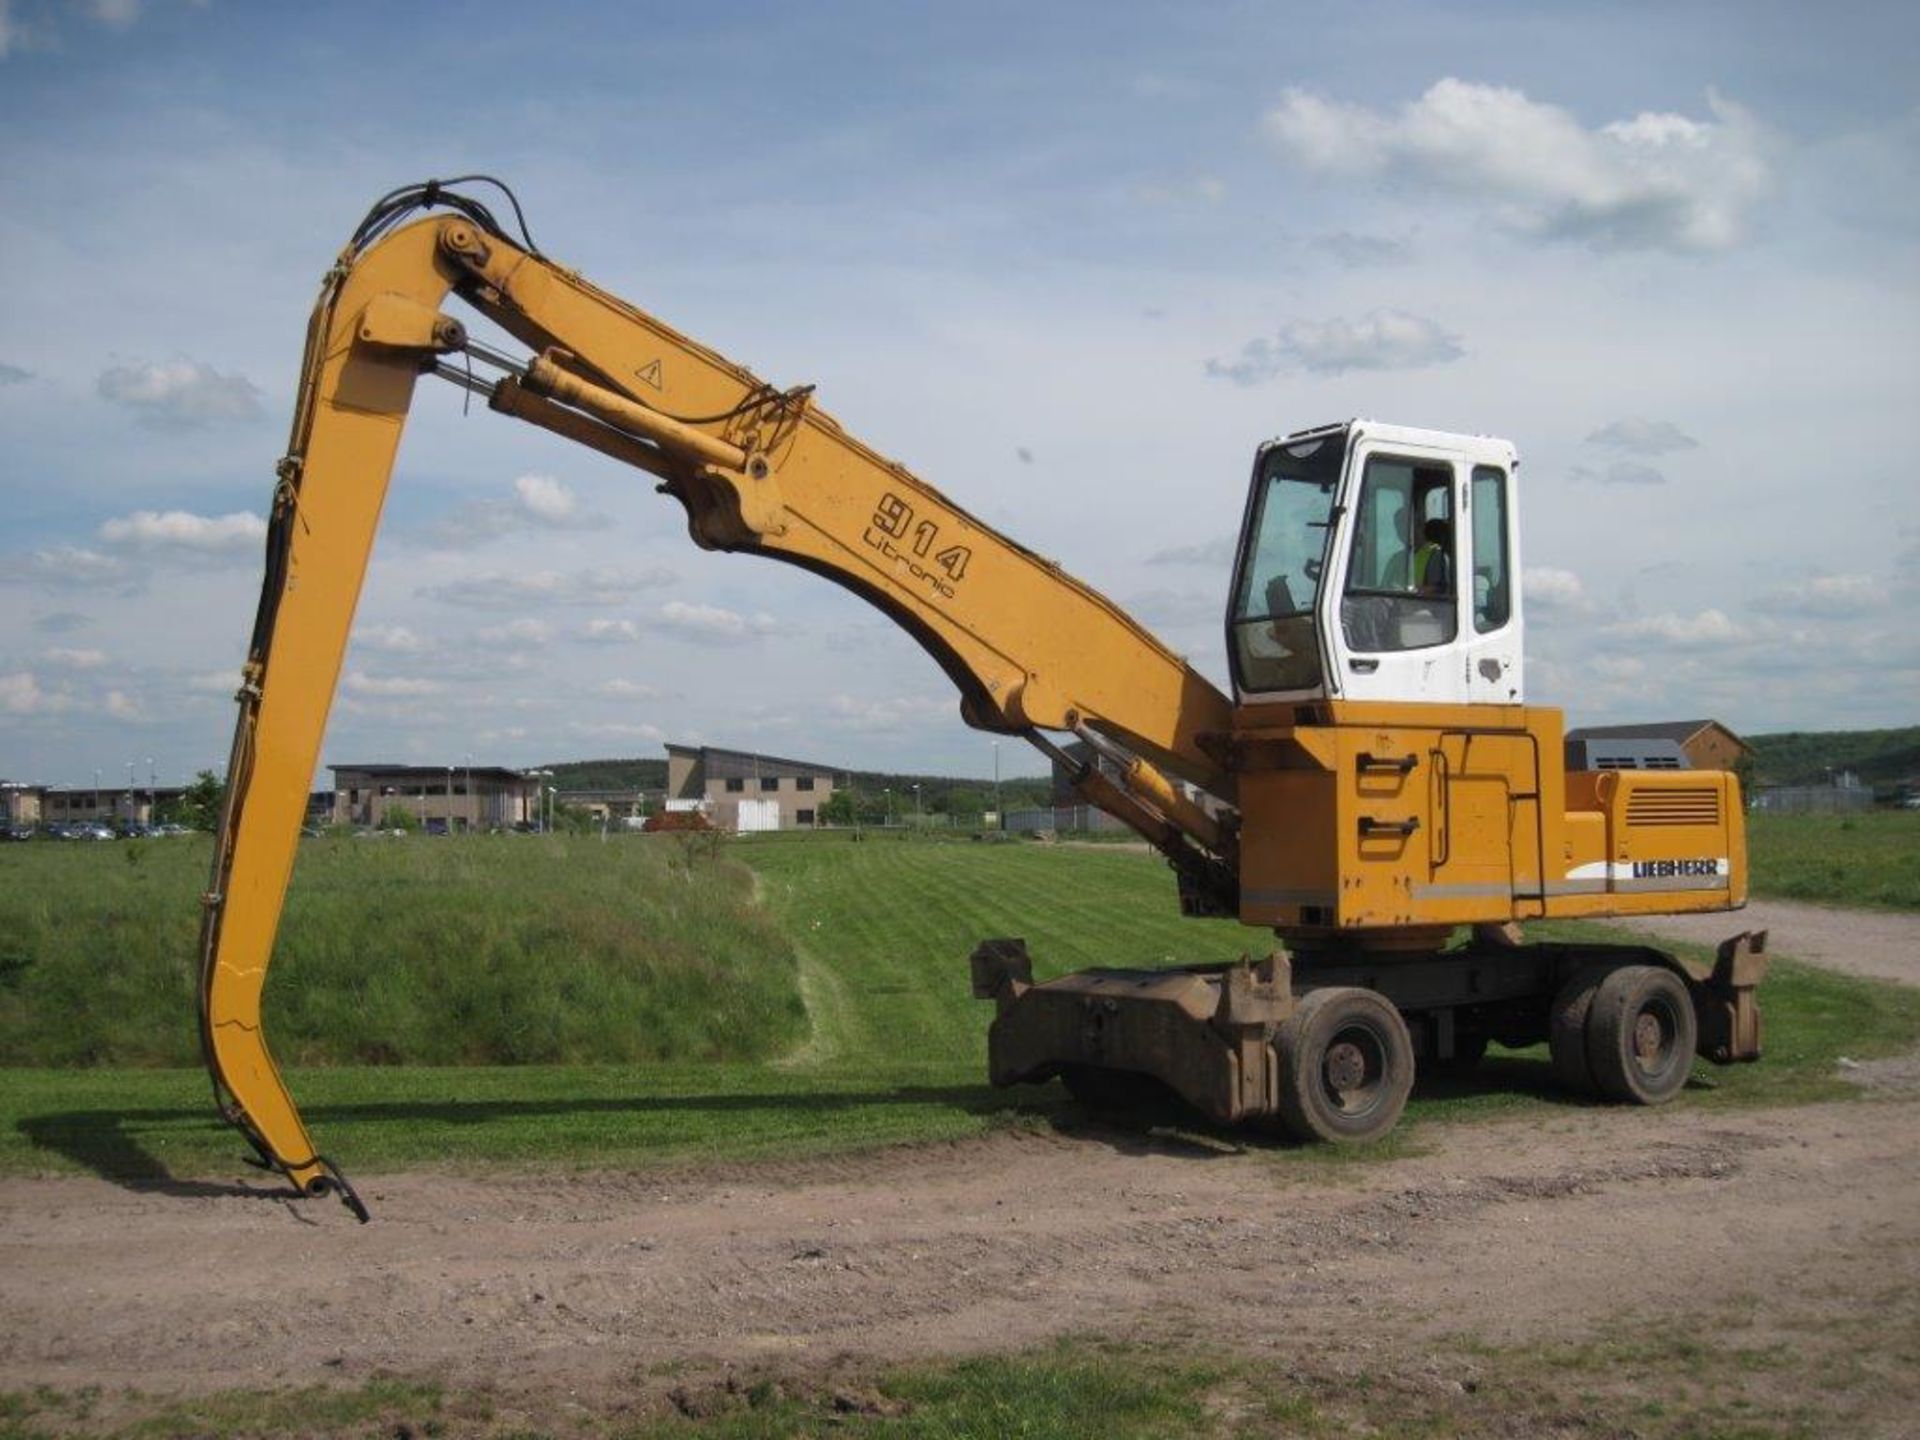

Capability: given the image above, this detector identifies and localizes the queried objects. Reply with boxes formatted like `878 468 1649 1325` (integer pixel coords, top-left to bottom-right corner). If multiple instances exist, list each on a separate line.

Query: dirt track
1622 896 1919 987
2 902 1916 1426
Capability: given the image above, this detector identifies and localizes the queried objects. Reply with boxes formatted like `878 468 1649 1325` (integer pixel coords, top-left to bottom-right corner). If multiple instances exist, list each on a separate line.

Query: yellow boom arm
198 184 1237 1213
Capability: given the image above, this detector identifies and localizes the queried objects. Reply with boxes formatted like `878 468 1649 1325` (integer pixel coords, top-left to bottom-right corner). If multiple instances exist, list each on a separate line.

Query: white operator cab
1226 420 1523 709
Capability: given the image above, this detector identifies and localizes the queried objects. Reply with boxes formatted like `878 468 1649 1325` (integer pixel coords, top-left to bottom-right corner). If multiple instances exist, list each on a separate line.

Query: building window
796 809 815 826
797 776 815 792
760 776 779 792
725 777 745 793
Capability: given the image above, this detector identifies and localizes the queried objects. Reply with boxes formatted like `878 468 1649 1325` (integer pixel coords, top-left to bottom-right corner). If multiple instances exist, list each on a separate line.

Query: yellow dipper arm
198 188 1235 1212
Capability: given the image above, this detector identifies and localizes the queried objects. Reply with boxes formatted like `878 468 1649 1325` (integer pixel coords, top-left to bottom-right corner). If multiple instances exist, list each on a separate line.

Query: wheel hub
1633 1011 1665 1064
1325 1040 1367 1093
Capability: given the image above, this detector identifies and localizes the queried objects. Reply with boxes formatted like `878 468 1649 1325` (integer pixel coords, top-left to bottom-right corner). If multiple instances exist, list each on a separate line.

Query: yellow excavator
199 179 1765 1220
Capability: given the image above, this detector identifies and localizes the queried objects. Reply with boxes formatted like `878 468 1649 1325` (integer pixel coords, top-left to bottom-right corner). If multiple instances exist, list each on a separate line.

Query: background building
330 764 539 830
30 785 184 826
2 782 45 826
664 744 838 831
1565 719 1751 772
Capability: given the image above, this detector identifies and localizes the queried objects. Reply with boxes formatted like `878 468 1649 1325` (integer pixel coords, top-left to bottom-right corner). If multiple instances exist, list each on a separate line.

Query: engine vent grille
1626 787 1721 827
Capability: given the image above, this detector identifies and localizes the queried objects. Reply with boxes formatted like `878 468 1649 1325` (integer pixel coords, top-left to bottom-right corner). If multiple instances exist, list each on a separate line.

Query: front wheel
1586 966 1697 1105
1274 987 1414 1144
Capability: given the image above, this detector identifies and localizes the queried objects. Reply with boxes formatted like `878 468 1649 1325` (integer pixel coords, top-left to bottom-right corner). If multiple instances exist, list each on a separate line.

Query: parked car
1 825 32 843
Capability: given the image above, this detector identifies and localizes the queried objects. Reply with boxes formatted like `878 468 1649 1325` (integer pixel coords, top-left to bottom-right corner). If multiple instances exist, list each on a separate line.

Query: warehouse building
664 743 838 831
329 763 540 830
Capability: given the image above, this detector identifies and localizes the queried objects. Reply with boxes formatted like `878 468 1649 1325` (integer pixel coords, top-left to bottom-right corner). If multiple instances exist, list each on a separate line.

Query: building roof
1565 719 1752 753
665 743 840 780
329 764 536 783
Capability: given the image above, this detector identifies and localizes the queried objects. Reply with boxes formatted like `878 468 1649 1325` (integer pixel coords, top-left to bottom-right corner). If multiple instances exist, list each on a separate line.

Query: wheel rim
1319 1022 1390 1117
1630 995 1681 1077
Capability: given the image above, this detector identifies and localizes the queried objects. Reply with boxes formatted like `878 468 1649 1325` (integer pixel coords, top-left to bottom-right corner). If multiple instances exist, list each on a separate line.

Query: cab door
1462 463 1523 704
1326 438 1470 705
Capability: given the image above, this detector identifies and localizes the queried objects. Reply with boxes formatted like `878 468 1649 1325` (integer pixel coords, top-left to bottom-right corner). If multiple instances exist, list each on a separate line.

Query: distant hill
1747 727 1920 788
544 757 667 791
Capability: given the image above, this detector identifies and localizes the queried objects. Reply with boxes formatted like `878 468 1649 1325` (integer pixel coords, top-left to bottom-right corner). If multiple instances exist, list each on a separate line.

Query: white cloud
581 618 642 643
22 545 124 587
1522 567 1591 612
104 688 142 721
602 678 670 699
514 473 578 523
425 473 593 549
1585 418 1699 455
475 618 552 645
343 670 443 697
41 646 107 669
1611 608 1743 647
418 566 676 608
1752 574 1886 619
1207 310 1463 383
96 360 263 426
1265 79 1769 252
99 509 265 552
0 672 71 715
186 670 239 694
353 624 431 654
652 600 780 643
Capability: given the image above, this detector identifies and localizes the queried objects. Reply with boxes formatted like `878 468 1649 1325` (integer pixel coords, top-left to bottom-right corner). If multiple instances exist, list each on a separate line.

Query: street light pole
464 752 474 832
993 740 1001 832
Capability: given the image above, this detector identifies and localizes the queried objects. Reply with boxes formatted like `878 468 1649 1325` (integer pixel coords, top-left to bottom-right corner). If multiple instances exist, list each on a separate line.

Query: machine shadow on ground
11 1051 1656 1199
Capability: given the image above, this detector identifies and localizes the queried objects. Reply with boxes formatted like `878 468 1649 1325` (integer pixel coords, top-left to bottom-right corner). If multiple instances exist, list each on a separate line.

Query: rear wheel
1274 987 1413 1144
1586 965 1696 1105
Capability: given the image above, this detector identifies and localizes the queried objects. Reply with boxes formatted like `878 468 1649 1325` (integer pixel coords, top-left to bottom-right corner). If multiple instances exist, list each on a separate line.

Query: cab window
1340 455 1457 653
1470 465 1510 632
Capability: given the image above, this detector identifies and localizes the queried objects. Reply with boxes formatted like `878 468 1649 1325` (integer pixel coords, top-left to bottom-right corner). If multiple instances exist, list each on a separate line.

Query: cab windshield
1228 431 1346 694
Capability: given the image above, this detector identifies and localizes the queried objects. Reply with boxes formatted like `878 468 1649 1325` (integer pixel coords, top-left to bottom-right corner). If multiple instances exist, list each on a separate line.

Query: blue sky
2 0 1916 788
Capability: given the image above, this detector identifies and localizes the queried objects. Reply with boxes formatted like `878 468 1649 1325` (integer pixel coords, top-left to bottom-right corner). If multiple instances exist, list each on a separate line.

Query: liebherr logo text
863 490 972 602
1631 858 1723 879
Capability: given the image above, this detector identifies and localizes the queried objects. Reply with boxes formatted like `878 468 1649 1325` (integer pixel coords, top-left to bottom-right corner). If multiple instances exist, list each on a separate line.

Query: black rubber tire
1274 987 1414 1144
1548 968 1605 1097
1060 1064 1169 1113
1586 965 1697 1105
1423 1032 1488 1081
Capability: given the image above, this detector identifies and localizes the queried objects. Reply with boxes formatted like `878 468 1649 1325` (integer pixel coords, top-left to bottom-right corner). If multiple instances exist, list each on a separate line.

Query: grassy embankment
1 821 1916 1183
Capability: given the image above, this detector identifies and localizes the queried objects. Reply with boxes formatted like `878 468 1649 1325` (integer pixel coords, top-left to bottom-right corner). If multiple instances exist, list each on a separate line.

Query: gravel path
1615 898 1919 987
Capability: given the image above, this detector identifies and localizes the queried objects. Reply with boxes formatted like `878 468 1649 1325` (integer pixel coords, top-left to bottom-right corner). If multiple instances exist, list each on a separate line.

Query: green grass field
1 828 1916 1186
1747 810 1920 909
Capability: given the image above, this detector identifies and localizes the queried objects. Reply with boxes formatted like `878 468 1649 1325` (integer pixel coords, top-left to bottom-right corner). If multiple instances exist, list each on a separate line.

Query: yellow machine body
1234 700 1746 938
